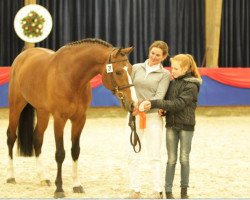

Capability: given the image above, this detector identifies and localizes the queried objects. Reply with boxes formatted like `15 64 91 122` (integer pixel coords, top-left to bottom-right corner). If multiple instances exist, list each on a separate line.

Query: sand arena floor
0 107 249 198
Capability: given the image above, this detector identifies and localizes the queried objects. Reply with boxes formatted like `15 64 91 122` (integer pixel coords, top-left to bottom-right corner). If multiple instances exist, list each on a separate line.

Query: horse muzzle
120 99 134 112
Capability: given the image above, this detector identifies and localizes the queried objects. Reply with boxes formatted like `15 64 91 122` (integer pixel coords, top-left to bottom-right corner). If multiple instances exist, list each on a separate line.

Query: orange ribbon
139 111 146 129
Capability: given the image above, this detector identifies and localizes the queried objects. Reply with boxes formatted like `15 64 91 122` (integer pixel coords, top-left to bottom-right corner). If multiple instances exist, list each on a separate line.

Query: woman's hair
170 54 201 79
149 40 169 58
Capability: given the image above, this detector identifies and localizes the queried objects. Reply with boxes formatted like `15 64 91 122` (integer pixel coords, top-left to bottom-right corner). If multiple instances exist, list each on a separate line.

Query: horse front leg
33 110 51 186
53 115 67 198
71 115 86 193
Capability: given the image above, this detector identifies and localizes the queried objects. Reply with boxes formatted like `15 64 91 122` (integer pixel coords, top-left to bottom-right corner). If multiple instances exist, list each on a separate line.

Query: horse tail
17 103 35 157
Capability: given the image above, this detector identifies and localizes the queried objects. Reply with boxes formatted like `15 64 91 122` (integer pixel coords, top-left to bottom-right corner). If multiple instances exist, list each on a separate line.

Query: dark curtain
1 0 204 66
0 0 24 66
168 0 205 67
219 0 250 67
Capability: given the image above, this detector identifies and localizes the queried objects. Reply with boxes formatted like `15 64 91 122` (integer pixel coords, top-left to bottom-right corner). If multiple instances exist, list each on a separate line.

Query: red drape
165 67 250 88
199 68 250 88
0 67 11 85
1 67 250 88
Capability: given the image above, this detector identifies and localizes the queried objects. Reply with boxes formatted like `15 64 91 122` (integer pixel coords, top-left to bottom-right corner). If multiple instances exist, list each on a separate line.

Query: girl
142 54 202 199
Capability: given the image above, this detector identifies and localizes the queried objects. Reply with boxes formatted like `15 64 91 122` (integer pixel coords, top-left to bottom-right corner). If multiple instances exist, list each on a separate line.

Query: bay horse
6 38 137 198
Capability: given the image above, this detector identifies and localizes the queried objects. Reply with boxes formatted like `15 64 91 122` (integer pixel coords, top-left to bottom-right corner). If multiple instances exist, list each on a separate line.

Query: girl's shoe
181 188 189 199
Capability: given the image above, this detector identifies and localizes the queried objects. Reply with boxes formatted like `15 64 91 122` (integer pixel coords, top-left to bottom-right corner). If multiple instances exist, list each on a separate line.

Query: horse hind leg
6 127 17 184
6 98 27 184
71 114 86 193
33 109 51 186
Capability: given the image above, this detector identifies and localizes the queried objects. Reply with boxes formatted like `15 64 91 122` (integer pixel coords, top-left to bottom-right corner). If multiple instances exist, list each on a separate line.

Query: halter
108 49 141 153
107 48 134 101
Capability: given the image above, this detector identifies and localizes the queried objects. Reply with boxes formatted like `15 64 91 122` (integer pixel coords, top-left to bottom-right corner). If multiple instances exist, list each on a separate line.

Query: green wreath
21 10 45 38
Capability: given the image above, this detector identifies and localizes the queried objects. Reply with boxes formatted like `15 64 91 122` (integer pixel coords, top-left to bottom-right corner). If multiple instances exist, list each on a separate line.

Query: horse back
11 47 55 72
9 48 56 109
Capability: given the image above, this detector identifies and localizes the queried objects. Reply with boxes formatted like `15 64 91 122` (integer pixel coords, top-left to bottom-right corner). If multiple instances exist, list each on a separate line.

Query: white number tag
106 64 113 73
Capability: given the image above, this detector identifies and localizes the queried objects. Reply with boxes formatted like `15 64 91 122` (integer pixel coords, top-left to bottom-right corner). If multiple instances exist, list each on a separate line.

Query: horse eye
115 71 123 76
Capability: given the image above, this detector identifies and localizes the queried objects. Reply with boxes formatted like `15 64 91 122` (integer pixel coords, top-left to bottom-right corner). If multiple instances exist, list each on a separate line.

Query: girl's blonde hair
149 40 169 58
170 54 201 79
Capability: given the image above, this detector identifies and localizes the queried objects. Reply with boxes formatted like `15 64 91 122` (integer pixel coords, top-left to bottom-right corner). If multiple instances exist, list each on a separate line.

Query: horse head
102 47 138 112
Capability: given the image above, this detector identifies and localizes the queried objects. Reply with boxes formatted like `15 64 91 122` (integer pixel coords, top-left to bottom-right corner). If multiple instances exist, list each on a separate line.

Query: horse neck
58 46 111 87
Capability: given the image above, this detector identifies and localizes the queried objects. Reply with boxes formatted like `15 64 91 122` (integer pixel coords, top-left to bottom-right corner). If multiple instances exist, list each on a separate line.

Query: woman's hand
132 104 139 116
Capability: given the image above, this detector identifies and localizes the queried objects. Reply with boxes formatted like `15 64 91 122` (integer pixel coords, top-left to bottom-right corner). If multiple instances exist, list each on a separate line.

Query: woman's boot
181 188 188 199
166 192 175 199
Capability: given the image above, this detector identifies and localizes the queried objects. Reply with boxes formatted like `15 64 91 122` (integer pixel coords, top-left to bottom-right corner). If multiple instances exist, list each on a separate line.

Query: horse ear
115 48 122 56
122 46 134 55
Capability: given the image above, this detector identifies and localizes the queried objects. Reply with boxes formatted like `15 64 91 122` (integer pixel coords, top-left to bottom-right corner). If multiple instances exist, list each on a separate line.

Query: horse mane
65 38 113 48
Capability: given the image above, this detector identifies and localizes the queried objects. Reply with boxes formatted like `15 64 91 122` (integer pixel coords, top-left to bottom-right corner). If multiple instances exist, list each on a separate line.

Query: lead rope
128 112 141 153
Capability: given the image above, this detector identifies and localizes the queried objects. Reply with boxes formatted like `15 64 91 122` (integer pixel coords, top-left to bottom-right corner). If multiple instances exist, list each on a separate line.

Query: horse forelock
65 38 113 48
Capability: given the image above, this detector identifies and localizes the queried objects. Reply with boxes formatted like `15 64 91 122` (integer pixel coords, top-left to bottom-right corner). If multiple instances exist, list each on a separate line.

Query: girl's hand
139 100 151 111
144 101 151 111
158 109 166 116
139 100 151 112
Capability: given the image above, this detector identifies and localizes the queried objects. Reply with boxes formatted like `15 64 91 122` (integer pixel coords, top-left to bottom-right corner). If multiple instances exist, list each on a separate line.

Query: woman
142 54 202 199
128 40 170 199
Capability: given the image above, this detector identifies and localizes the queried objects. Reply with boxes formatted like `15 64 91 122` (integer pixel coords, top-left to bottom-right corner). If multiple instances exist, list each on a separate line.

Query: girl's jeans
165 128 194 192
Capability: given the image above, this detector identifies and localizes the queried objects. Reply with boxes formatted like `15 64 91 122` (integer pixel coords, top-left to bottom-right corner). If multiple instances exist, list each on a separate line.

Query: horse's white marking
7 156 14 179
36 156 48 181
124 66 138 105
72 160 81 187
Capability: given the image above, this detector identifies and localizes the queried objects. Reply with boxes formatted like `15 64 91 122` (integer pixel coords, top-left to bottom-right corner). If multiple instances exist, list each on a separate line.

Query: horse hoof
73 185 84 193
41 179 51 186
6 178 16 184
54 191 66 199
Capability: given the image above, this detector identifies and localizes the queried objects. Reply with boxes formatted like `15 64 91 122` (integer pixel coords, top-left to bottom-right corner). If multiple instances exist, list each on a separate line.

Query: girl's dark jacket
150 72 202 131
